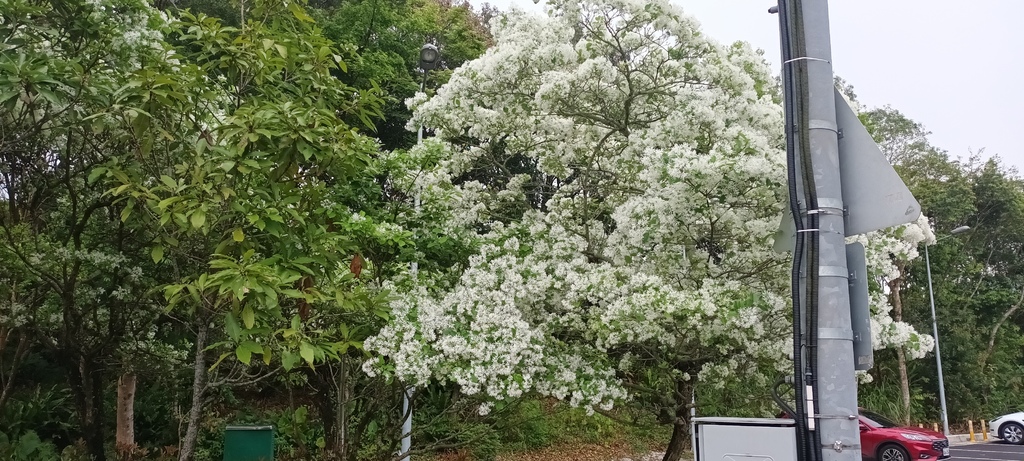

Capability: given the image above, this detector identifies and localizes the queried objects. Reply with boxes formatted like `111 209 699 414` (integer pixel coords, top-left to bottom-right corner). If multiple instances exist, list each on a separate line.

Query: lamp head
419 44 439 71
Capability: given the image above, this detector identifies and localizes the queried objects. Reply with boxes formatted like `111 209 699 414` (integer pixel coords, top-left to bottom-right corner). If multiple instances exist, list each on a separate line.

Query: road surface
952 441 1024 460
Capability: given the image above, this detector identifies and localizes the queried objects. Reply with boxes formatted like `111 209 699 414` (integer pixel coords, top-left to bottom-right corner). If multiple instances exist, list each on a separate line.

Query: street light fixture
418 44 439 71
926 224 971 436
416 44 439 145
402 43 441 461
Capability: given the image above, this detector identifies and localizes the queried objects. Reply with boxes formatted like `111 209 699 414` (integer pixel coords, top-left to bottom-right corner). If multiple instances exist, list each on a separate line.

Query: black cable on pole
790 1 822 460
776 2 810 460
772 375 797 420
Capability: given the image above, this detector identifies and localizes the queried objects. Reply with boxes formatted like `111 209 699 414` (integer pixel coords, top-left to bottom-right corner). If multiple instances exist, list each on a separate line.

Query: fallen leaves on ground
429 440 675 461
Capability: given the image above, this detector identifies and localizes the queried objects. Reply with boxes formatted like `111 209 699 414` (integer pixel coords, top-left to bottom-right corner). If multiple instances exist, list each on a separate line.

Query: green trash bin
223 425 274 461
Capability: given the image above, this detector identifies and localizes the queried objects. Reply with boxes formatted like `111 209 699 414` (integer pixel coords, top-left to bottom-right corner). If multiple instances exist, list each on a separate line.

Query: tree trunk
662 378 694 461
314 360 352 460
0 328 29 413
335 358 350 461
67 354 108 461
662 422 689 461
1 283 29 413
979 287 1024 369
179 318 209 461
888 272 912 425
896 347 912 425
116 372 138 450
314 377 336 456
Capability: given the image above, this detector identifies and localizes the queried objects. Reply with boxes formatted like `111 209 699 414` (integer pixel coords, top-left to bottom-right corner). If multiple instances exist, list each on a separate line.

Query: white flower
365 0 927 415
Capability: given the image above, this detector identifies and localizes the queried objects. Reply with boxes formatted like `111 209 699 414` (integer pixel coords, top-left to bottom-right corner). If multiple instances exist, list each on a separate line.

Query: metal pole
782 0 860 459
401 385 413 457
925 244 950 436
401 70 428 461
416 107 424 145
690 388 697 459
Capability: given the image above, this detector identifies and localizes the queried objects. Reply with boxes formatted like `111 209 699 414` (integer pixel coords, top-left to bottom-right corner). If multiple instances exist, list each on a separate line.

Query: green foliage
0 431 60 461
492 400 555 449
855 80 1024 427
273 406 326 456
4 0 1024 458
414 392 665 461
0 386 75 443
99 0 393 375
313 0 491 149
0 0 176 455
859 350 931 424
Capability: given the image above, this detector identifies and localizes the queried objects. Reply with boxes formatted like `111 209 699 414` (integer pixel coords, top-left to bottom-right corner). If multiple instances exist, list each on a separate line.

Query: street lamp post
416 44 439 145
926 225 971 436
401 42 440 461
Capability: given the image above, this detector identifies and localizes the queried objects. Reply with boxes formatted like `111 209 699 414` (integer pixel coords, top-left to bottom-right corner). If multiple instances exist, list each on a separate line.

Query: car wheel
879 443 910 461
1001 422 1024 444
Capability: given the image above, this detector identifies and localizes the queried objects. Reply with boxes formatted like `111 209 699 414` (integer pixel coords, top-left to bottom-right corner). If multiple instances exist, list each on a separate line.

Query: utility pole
400 43 440 461
778 0 861 460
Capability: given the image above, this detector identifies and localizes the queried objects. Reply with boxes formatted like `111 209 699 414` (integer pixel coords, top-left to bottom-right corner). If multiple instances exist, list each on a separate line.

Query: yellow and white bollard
969 420 976 442
982 420 988 441
919 423 924 428
933 422 939 432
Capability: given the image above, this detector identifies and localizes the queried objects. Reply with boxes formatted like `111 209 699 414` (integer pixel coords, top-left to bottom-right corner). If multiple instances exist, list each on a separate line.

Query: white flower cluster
0 303 30 328
85 0 167 55
366 0 799 411
853 214 937 357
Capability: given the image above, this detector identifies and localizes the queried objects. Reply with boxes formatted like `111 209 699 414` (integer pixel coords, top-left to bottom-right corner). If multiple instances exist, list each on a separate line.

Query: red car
782 409 950 461
859 409 949 461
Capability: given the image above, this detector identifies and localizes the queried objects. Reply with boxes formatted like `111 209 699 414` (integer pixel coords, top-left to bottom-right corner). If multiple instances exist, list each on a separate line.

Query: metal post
402 43 438 460
401 385 413 457
925 244 950 436
690 388 697 459
401 75 426 461
781 0 860 459
417 74 426 145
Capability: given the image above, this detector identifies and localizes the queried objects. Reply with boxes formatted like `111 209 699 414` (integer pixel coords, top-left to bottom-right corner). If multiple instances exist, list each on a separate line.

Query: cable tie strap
784 56 831 65
805 208 844 216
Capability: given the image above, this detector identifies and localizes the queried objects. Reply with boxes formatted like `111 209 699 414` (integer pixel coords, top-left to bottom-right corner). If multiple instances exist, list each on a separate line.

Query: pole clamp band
809 119 838 134
819 265 849 278
784 56 832 65
817 328 854 341
815 198 844 212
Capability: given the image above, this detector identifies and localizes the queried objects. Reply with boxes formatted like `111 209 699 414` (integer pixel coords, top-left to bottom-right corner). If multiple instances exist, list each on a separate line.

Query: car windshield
861 410 899 428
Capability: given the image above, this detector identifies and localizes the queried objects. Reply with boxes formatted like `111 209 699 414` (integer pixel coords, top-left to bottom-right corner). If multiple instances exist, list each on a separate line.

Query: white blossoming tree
365 1 793 459
364 1 937 458
852 215 937 360
849 195 937 428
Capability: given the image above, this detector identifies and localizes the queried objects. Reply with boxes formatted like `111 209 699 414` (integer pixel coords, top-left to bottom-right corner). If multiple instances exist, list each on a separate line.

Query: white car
989 412 1024 444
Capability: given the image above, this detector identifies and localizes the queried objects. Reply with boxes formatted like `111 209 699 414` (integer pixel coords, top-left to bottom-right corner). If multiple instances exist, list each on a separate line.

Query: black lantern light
419 44 439 71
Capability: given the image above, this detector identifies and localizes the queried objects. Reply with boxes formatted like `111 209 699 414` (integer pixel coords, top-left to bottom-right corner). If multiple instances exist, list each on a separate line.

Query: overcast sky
469 0 1024 170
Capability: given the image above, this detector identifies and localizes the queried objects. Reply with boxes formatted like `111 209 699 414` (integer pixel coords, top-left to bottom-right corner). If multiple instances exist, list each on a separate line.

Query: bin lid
693 417 794 426
225 425 274 431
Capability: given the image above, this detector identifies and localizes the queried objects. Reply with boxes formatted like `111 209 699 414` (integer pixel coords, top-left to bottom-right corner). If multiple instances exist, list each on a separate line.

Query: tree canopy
2 0 1022 460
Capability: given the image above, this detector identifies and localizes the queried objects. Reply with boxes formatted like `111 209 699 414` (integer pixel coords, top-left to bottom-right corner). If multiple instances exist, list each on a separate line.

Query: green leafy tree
859 102 1024 424
315 0 491 150
0 0 175 457
92 1 406 458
